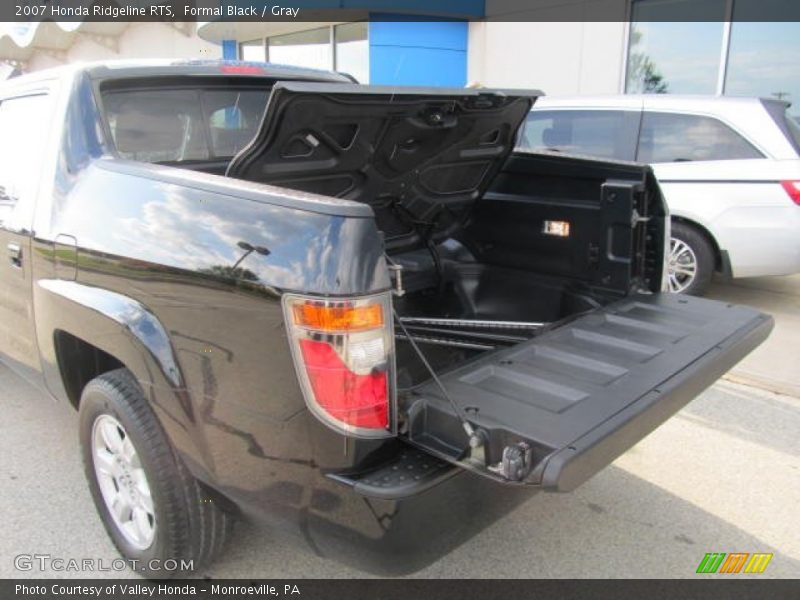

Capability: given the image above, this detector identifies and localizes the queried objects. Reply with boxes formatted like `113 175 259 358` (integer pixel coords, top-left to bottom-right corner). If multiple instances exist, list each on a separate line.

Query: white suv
518 95 800 295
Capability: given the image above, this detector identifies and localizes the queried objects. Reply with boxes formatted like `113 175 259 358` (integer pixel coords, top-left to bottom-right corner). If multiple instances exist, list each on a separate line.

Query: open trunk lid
403 293 772 491
226 82 539 252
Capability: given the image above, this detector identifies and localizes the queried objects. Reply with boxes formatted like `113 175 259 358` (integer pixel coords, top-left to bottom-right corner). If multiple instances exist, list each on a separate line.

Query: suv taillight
782 180 800 205
283 294 394 437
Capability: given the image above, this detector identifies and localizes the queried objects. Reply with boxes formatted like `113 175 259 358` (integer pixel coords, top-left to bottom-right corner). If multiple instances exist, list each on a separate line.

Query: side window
517 109 640 161
637 111 764 163
0 93 52 230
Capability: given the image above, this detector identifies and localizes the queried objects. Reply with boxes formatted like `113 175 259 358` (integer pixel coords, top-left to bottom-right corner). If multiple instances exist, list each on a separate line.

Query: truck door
0 90 55 383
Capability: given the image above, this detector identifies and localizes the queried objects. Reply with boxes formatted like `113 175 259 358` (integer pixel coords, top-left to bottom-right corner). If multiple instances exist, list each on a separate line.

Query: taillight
782 180 800 205
283 294 394 437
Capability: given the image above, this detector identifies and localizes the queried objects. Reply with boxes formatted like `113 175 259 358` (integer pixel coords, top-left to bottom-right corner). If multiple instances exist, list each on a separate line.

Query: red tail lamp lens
298 339 389 429
781 180 800 206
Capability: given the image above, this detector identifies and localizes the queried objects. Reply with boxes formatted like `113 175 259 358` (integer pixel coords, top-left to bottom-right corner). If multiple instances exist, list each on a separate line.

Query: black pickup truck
0 60 772 576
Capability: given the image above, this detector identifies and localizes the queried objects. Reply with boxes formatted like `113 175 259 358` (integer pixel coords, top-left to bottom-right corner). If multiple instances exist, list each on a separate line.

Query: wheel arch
670 215 724 273
53 330 124 410
33 279 210 474
36 279 185 400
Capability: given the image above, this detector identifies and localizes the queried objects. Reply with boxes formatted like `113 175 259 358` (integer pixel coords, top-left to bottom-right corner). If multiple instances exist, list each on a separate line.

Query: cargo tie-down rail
396 317 547 351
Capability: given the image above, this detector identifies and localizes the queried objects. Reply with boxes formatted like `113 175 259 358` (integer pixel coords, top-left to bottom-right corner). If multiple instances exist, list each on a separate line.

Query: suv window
761 99 800 156
637 111 764 163
788 116 800 152
518 109 639 161
0 93 52 230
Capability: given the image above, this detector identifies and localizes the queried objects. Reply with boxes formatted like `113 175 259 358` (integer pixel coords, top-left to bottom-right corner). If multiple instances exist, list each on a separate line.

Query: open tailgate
403 293 772 491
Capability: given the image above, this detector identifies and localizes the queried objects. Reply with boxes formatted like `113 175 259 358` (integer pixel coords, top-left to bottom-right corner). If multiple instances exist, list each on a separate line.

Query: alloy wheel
91 414 156 550
668 237 698 294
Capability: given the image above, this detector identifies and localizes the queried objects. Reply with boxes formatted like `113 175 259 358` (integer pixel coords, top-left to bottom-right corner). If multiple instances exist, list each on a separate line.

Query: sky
0 23 32 38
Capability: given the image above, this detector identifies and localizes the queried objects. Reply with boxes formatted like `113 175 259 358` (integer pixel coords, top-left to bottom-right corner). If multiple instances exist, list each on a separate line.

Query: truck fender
40 280 181 384
33 279 211 473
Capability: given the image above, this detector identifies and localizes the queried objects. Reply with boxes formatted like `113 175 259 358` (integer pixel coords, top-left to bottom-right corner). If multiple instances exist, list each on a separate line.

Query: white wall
27 53 65 72
469 0 629 95
26 23 220 72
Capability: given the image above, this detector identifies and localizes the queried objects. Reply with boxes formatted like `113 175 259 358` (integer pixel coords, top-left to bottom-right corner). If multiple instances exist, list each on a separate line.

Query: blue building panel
369 46 467 87
222 40 237 60
369 19 468 50
368 19 468 87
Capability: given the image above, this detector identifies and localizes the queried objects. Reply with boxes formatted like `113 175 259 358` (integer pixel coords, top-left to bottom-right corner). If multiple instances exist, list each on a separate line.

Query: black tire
669 221 715 296
78 368 232 578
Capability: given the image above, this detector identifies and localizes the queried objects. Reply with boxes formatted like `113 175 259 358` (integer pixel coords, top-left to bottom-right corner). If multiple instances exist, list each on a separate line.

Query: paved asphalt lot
2 276 799 579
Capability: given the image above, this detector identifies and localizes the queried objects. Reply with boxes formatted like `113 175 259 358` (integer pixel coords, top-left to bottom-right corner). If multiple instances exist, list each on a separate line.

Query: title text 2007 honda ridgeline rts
0 61 772 576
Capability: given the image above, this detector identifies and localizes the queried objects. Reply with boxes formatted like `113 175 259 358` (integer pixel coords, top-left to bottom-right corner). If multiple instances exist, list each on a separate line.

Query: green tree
627 29 669 94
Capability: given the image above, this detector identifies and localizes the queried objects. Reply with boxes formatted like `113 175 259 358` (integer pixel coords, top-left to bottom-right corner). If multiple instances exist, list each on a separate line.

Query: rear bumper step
326 446 458 500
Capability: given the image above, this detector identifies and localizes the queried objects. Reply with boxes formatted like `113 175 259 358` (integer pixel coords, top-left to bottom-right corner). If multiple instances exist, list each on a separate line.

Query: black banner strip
3 579 800 600
3 0 800 23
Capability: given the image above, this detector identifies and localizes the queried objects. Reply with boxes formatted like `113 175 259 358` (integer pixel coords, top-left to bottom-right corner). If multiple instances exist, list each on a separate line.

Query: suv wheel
668 222 714 296
78 368 232 577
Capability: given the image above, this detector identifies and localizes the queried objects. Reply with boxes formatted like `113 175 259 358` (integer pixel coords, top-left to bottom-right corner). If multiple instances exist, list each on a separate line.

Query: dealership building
1 0 798 115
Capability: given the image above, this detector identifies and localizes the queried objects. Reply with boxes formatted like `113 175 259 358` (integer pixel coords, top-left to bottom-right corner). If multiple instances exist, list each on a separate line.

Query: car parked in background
518 95 800 295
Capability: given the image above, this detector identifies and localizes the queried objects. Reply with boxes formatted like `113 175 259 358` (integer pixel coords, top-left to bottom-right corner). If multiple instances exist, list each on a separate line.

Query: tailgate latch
490 442 533 482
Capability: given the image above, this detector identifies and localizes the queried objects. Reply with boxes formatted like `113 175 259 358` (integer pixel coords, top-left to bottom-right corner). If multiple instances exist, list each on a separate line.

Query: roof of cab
1 59 352 89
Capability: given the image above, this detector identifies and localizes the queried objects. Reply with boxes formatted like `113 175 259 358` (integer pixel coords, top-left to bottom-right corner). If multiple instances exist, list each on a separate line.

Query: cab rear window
102 87 270 163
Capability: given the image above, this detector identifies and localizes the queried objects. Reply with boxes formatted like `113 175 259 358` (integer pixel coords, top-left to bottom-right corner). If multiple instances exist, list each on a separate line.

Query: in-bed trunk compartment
402 293 772 491
226 82 539 253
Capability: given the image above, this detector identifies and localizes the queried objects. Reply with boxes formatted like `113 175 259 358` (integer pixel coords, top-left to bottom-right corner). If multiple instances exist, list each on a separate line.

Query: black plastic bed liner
401 292 773 491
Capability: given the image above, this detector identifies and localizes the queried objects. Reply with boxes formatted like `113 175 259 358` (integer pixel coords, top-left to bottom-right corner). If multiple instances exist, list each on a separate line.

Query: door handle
7 242 21 267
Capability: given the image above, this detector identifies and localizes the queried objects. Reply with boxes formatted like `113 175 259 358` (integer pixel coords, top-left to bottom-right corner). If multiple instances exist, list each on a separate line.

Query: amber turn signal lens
292 302 384 332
